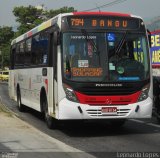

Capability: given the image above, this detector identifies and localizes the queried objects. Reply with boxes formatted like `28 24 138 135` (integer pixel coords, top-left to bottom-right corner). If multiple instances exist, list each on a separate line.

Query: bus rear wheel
17 89 25 112
43 97 57 129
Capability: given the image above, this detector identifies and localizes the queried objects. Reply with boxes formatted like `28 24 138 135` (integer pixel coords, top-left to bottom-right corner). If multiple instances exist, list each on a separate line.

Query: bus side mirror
147 29 151 47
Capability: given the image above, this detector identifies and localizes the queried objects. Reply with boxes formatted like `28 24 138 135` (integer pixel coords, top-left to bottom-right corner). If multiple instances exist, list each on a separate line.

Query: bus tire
43 96 57 129
17 89 25 112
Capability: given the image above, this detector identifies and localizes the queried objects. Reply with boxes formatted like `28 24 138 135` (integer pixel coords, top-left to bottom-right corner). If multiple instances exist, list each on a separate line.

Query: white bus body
9 12 153 128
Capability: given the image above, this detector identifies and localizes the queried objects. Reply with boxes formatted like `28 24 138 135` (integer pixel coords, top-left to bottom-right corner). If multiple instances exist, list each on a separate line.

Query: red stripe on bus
75 91 141 105
27 31 32 37
45 79 48 94
152 64 160 68
151 30 160 34
73 12 131 17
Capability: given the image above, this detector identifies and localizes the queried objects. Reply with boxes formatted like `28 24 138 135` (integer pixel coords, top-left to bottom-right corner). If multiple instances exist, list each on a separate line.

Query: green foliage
13 5 77 34
0 26 14 45
0 26 14 68
46 6 77 19
13 5 44 34
0 44 10 67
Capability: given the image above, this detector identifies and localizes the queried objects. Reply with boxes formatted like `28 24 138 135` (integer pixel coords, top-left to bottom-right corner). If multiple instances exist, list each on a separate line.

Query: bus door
48 30 58 116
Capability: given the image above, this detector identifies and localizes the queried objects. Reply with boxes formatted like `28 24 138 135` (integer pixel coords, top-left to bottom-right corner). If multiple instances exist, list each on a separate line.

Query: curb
0 96 19 117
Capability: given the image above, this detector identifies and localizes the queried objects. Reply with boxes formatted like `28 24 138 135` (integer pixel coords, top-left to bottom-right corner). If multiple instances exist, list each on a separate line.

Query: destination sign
67 16 140 30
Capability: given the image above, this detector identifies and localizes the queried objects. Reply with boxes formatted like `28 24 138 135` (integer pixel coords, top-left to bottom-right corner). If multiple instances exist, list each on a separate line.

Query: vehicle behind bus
0 70 9 82
151 30 160 123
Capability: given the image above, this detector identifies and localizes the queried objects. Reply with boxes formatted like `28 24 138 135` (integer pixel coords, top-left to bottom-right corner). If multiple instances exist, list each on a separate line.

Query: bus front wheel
43 97 57 129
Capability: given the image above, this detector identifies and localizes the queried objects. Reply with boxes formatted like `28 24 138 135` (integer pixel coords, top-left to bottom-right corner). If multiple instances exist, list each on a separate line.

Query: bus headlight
63 84 79 102
138 84 150 102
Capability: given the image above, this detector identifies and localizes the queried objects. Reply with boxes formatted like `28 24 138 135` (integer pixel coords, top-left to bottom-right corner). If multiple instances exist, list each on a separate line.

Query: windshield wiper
115 31 128 56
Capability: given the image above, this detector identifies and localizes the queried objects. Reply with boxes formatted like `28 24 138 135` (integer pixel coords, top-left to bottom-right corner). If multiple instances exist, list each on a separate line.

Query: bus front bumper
58 97 153 120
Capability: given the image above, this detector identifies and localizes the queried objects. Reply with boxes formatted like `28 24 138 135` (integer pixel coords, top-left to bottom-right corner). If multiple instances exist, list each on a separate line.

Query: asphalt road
0 83 160 157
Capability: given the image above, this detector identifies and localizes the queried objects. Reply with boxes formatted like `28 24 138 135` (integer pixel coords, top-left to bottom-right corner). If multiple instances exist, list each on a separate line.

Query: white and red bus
9 12 152 129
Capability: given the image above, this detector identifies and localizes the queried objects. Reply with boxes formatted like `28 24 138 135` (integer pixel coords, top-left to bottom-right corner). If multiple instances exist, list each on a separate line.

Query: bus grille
86 109 130 117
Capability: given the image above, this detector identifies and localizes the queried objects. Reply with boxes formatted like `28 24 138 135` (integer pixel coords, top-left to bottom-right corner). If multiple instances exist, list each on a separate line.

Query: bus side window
32 31 49 65
25 38 32 66
11 46 16 69
15 43 21 67
39 31 49 65
32 34 40 65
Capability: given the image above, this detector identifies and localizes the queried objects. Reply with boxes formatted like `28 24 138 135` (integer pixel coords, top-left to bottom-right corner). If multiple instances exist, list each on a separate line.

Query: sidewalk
0 102 95 158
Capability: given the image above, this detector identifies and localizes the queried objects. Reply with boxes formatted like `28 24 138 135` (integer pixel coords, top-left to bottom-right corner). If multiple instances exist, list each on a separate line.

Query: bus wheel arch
40 87 57 129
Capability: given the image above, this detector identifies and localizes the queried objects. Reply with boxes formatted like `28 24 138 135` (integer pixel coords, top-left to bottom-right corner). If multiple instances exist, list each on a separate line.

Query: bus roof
73 11 131 17
11 11 142 45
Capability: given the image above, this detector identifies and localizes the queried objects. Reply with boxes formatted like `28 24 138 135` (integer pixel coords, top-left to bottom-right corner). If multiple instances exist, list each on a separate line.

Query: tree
46 6 77 19
0 26 14 68
0 44 10 67
13 5 77 35
13 5 44 35
0 26 14 45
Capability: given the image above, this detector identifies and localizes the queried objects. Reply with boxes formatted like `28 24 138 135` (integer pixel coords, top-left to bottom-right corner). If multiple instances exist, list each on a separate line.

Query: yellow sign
151 34 160 47
152 50 160 63
151 33 160 65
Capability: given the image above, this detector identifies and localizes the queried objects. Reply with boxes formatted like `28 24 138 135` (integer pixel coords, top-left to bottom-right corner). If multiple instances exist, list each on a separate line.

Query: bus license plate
102 107 117 114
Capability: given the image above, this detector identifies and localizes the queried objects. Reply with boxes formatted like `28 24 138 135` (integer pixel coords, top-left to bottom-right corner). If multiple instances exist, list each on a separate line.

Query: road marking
146 123 160 128
130 119 144 123
131 119 160 128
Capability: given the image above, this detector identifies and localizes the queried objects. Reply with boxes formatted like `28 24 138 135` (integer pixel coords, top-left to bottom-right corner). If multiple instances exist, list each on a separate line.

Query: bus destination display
67 16 140 30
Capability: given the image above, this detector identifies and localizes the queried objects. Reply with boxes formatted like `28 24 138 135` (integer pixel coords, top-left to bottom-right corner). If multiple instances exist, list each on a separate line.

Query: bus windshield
62 32 149 82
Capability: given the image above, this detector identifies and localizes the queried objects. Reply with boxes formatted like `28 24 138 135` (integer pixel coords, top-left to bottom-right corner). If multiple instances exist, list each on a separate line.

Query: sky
0 0 160 27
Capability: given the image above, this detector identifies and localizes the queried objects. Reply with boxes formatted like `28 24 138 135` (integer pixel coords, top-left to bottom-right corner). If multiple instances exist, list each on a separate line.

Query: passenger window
32 31 49 65
25 38 32 65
